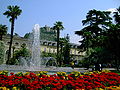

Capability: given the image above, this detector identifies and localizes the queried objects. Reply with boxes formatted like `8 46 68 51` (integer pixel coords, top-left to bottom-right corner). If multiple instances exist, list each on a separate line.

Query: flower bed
0 70 120 90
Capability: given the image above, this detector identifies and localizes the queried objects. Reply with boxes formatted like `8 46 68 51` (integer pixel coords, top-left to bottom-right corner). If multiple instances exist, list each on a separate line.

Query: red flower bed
0 71 120 90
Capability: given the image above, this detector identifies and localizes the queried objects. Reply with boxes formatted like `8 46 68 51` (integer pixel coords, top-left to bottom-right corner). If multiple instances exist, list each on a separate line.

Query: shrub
0 41 5 64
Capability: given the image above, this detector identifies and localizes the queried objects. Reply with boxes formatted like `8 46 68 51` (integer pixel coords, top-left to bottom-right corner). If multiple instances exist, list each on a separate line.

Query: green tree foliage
14 33 20 37
114 7 120 24
76 7 120 70
103 7 120 70
24 26 57 41
0 24 8 40
59 38 67 65
9 44 31 65
87 47 113 64
24 32 32 39
0 41 5 64
104 24 120 70
41 51 56 58
60 34 71 65
3 5 22 64
40 26 57 41
76 9 112 50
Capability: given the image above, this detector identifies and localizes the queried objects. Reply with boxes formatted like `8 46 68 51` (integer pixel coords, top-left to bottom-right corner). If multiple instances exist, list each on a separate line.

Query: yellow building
2 34 84 64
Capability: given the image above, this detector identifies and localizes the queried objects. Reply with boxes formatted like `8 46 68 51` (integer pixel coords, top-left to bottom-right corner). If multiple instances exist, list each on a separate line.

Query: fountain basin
0 64 88 75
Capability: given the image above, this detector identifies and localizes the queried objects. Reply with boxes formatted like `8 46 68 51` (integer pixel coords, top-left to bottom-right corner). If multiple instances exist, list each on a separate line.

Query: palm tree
3 5 22 64
0 24 8 40
53 21 64 65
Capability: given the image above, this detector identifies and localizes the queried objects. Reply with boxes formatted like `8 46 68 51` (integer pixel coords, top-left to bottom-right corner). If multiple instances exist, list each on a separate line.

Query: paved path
73 67 116 72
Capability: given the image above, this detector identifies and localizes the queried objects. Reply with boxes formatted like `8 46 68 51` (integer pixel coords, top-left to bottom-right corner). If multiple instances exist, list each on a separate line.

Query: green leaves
76 9 112 50
53 21 64 31
3 5 22 22
0 24 8 40
82 9 112 26
76 7 120 69
114 7 120 24
52 21 64 65
9 44 31 65
3 5 22 64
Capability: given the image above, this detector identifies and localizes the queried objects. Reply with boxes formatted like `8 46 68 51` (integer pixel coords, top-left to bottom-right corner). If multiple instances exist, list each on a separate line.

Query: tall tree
53 21 64 65
75 9 112 70
59 36 69 66
0 24 8 40
114 7 120 24
75 9 112 51
3 5 22 64
103 7 120 70
62 34 71 65
105 24 120 70
76 8 120 70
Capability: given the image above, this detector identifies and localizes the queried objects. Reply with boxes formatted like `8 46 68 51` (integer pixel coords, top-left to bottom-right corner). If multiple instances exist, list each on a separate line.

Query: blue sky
0 0 119 44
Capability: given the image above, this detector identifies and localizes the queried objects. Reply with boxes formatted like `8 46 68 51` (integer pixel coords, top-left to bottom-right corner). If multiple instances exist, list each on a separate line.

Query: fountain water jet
30 24 41 67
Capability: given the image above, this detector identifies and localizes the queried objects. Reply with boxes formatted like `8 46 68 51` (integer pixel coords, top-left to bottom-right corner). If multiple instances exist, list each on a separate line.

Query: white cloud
106 8 117 13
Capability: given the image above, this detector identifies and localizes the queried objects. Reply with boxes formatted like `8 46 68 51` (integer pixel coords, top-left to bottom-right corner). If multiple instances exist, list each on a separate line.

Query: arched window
52 43 55 46
15 42 19 45
43 42 47 45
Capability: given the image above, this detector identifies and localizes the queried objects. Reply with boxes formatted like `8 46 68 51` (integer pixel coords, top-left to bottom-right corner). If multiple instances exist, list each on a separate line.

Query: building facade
2 25 85 64
2 35 84 63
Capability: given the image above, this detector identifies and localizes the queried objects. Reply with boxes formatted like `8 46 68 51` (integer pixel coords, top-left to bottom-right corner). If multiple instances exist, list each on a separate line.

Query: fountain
0 24 42 71
30 24 41 67
0 24 86 74
27 24 80 72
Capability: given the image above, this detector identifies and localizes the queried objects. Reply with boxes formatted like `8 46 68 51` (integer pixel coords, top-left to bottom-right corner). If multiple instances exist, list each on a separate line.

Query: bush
0 41 5 64
9 44 31 65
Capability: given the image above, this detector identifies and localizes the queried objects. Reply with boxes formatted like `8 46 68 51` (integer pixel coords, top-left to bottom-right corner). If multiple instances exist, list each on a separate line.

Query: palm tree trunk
6 18 14 64
12 47 15 57
57 29 60 65
60 43 63 66
0 35 2 40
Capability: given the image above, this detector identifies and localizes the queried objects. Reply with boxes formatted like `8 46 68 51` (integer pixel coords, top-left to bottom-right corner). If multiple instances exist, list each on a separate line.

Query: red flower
10 72 14 75
21 78 30 85
51 88 57 90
